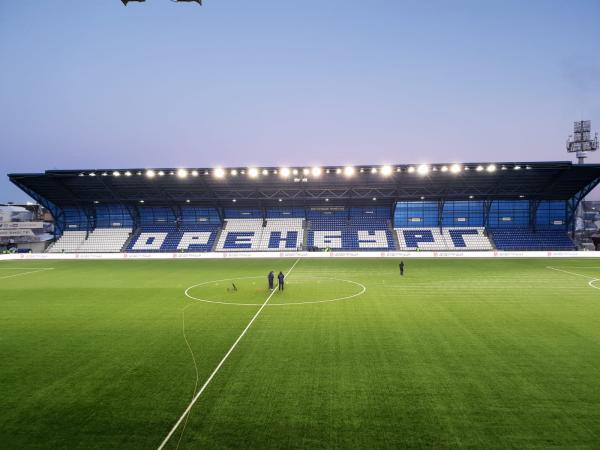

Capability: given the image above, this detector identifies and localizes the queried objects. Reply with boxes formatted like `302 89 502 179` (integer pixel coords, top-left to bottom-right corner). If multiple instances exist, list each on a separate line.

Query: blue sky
1 0 599 202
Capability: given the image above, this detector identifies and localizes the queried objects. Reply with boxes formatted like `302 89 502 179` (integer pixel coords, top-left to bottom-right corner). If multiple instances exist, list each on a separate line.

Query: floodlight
407 166 415 173
293 169 299 175
214 168 225 178
396 167 401 172
417 164 429 175
325 198 330 202
371 167 377 174
139 200 144 203
262 169 269 176
232 199 237 203
486 164 496 173
177 169 188 178
519 194 525 198
469 195 474 199
360 168 365 173
278 198 282 202
311 167 322 177
476 165 484 172
514 165 521 170
158 170 165 176
381 165 392 176
191 170 199 177
113 171 121 177
344 166 355 177
441 166 448 172
336 168 342 174
94 200 99 204
420 196 425 200
231 169 238 176
303 168 310 176
89 172 96 177
169 171 175 175
280 167 291 178
372 197 377 201
186 199 190 203
101 172 108 176
248 168 259 178
450 164 462 173
125 171 132 177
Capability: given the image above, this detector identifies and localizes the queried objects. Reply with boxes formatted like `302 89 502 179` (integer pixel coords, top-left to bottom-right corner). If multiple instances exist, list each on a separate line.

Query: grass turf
1 258 600 448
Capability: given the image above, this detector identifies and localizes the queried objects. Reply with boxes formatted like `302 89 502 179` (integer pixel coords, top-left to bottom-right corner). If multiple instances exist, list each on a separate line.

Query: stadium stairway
302 219 309 249
120 228 139 252
391 222 401 250
211 226 225 252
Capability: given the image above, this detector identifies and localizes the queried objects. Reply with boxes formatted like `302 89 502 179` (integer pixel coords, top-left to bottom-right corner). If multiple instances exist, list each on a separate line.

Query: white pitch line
546 266 600 291
546 266 597 280
185 276 366 307
158 257 301 450
0 268 54 280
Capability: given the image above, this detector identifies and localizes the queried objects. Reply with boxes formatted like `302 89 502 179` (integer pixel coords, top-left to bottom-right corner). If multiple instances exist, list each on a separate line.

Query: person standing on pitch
399 261 405 276
268 271 274 290
278 271 285 290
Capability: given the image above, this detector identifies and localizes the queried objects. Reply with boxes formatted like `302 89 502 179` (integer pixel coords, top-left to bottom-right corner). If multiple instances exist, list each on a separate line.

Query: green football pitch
2 258 600 449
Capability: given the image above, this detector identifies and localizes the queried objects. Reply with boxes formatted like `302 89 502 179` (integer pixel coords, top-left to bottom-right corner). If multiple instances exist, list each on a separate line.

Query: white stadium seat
215 218 304 251
215 219 264 251
49 228 132 253
395 227 493 250
47 231 87 253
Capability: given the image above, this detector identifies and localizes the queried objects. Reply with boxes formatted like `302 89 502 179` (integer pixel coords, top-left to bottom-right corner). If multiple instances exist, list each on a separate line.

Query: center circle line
184 276 367 307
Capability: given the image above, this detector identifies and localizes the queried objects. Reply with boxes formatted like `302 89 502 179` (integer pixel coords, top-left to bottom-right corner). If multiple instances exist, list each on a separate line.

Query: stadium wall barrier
1 251 600 260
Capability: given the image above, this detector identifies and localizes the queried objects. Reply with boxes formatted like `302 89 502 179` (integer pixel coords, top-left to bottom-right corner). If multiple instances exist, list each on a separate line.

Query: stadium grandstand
8 161 600 253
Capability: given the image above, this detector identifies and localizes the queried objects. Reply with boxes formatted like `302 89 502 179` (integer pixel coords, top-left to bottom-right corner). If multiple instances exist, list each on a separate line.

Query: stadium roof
9 161 600 209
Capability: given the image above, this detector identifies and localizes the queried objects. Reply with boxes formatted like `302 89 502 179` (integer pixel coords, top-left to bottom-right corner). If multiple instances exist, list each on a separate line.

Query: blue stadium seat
307 209 394 250
127 224 220 252
488 228 575 251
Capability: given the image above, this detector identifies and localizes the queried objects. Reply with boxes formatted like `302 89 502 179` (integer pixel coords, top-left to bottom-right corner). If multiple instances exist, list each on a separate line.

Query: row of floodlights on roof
79 164 533 179
94 193 528 205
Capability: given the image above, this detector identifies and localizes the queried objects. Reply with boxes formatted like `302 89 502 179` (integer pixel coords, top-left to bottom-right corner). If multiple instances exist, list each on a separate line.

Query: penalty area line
158 257 301 450
546 266 600 291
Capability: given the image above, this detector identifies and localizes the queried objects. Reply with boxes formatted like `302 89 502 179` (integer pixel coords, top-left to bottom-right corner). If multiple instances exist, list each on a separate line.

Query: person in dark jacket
277 271 285 290
268 271 275 290
399 261 405 276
